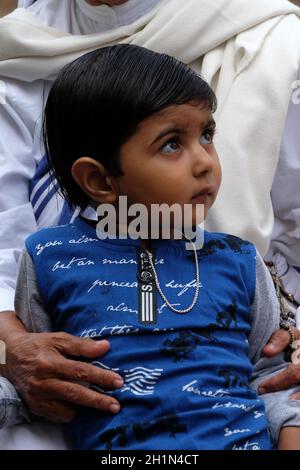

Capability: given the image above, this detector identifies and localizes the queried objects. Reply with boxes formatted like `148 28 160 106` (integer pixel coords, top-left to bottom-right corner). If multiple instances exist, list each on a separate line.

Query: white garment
265 82 300 303
0 0 162 452
0 0 300 451
0 0 300 310
0 0 163 311
0 422 69 450
27 0 161 34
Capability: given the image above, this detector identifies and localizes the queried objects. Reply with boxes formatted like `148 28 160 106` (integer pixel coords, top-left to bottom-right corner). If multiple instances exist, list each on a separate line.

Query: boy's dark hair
43 44 217 209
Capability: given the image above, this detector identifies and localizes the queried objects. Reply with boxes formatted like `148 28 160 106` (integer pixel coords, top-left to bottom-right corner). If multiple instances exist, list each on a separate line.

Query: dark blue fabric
25 218 271 450
30 155 74 224
58 200 75 225
33 183 59 221
29 155 49 202
30 173 52 209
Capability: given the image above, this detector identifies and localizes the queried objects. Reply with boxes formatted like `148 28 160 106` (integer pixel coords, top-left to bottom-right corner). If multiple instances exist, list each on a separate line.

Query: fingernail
113 379 124 388
95 340 110 347
109 403 120 414
265 344 276 351
258 387 266 395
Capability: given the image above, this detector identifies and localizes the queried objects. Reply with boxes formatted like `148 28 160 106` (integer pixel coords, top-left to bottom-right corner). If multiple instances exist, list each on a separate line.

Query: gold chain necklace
144 236 200 314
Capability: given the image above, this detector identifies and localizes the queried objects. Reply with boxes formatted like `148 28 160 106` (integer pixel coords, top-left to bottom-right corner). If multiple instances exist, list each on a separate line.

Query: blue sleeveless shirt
25 217 272 450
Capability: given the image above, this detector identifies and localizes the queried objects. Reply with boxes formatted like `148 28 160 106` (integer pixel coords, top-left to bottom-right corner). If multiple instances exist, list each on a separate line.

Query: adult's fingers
1 329 122 421
51 357 124 390
259 364 300 394
262 329 290 357
50 332 111 358
35 378 121 414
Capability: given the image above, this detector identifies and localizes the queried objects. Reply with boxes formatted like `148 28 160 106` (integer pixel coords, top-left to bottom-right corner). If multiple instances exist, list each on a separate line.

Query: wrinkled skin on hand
1 318 123 423
259 327 300 398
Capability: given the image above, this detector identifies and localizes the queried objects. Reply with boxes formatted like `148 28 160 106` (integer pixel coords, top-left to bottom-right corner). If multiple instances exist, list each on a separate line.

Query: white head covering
18 0 36 7
2 0 300 256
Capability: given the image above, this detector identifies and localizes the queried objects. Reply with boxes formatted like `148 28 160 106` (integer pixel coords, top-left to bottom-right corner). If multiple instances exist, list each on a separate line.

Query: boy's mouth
191 186 213 204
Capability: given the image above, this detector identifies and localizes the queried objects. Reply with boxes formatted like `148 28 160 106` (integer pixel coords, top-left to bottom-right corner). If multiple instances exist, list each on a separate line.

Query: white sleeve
267 68 300 303
0 77 45 312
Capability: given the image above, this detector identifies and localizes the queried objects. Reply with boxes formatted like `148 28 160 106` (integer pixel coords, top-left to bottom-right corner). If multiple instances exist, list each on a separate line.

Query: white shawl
1 0 300 255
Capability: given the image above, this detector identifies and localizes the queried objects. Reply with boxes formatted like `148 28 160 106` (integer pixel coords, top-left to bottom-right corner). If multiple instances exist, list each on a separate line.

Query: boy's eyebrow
151 128 185 145
151 118 216 145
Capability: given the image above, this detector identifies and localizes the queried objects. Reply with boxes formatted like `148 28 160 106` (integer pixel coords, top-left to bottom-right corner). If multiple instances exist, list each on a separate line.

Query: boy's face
116 103 222 227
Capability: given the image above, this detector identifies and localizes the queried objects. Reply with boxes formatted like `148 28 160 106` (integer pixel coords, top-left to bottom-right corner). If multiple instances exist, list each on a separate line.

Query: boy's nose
192 145 214 176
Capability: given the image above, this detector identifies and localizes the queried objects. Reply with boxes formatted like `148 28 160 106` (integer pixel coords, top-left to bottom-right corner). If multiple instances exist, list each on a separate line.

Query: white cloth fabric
0 422 69 450
0 0 300 451
1 0 300 311
0 0 162 451
0 0 164 311
25 0 162 35
265 77 300 303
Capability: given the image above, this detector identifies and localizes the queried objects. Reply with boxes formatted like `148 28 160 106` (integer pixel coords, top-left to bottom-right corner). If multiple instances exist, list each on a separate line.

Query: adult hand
258 327 300 398
0 313 123 423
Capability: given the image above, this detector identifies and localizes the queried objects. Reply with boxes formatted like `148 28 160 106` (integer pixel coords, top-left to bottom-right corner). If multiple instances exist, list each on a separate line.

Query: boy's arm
14 249 53 333
249 250 300 446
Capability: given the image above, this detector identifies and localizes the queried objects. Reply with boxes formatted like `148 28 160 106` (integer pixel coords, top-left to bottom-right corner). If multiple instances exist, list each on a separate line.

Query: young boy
5 44 300 449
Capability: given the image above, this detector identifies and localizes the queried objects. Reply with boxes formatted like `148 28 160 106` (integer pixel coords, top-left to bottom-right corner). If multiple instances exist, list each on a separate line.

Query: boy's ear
71 157 118 204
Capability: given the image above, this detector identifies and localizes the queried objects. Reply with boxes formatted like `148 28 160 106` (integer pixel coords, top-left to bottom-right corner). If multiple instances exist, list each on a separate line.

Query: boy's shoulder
25 218 100 259
25 223 78 252
202 230 255 256
202 232 257 298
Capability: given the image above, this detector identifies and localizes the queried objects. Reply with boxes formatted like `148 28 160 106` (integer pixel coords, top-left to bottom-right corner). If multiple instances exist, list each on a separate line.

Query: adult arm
0 250 124 423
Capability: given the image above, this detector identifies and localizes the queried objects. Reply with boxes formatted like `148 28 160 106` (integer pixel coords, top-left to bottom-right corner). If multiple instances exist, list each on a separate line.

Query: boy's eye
199 129 215 145
161 140 180 154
